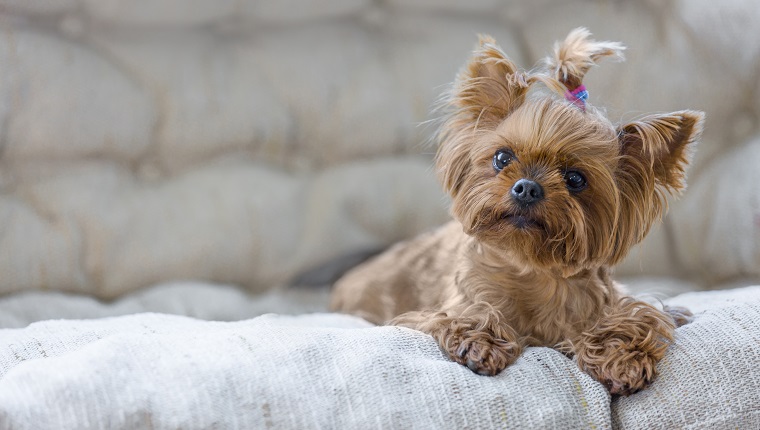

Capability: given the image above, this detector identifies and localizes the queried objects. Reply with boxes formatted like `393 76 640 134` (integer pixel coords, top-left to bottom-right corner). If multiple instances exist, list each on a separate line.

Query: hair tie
564 84 588 111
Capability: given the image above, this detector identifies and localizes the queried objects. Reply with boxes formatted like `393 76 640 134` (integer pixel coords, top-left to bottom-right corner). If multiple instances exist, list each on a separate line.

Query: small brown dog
331 28 703 395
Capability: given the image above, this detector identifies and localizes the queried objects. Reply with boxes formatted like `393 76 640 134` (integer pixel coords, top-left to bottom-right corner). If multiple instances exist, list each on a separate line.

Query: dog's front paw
455 336 520 376
441 320 521 376
574 299 674 395
578 349 659 396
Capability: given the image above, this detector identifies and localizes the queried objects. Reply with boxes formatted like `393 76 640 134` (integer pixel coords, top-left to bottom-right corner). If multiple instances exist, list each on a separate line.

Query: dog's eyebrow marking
494 133 518 151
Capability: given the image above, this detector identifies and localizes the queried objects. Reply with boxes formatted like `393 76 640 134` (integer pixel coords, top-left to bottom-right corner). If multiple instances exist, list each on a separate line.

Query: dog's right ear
451 35 529 127
608 110 704 264
437 37 528 197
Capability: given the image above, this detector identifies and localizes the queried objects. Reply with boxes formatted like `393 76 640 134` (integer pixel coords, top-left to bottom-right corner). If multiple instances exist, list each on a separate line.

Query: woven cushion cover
0 286 758 429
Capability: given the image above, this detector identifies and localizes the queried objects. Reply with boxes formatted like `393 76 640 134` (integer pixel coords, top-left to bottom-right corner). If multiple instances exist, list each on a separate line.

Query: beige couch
1 0 758 305
0 1 759 428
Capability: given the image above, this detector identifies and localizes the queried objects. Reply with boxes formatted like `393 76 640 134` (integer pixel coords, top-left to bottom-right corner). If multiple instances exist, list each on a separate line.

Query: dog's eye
492 149 514 172
564 170 587 192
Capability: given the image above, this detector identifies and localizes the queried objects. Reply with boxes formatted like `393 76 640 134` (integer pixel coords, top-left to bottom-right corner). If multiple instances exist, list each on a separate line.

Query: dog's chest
495 275 611 345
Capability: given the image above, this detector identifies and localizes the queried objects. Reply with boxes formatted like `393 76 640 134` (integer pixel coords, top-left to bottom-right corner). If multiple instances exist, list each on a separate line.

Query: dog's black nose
511 179 544 205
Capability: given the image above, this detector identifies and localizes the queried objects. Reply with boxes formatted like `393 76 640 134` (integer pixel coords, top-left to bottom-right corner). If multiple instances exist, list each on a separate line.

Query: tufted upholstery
0 0 758 299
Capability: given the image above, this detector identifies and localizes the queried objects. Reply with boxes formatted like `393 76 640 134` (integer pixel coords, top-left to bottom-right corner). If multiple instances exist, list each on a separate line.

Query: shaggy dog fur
331 28 703 395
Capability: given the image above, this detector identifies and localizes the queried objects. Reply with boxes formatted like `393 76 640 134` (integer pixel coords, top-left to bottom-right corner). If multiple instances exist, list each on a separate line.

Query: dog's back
330 221 466 324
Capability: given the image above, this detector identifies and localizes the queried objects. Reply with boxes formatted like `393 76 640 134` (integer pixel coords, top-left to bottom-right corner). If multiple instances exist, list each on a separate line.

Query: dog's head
436 28 704 274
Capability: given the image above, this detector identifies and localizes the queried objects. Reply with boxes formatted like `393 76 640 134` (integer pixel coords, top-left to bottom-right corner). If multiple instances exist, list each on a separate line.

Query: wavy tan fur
331 29 704 396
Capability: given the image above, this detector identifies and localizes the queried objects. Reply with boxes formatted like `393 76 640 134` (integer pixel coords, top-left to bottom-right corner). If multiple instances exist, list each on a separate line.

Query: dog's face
452 98 622 271
437 34 704 273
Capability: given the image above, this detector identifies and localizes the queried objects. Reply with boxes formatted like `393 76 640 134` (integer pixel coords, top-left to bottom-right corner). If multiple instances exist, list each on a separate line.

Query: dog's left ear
437 36 529 197
617 110 705 192
451 35 530 128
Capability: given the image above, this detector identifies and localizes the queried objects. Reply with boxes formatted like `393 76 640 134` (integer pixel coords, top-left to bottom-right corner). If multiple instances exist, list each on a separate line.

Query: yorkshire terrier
330 28 703 395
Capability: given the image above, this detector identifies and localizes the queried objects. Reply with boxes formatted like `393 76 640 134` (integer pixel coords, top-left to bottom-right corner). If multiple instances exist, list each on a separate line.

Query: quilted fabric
0 0 758 298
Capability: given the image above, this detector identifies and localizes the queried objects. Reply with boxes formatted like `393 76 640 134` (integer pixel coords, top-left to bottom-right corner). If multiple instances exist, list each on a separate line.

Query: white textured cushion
0 282 332 329
0 313 611 429
1 286 759 429
612 286 760 428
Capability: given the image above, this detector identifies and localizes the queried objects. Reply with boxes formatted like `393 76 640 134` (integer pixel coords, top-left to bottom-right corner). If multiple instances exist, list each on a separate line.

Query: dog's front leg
389 303 522 376
571 298 678 395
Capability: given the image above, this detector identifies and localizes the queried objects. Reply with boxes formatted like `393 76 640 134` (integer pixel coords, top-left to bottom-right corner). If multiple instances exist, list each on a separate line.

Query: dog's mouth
501 213 545 230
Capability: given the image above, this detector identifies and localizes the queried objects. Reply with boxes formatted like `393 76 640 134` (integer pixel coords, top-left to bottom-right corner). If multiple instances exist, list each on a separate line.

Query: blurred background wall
0 0 758 302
